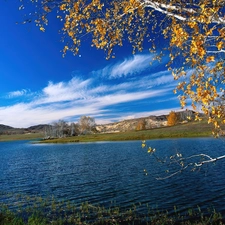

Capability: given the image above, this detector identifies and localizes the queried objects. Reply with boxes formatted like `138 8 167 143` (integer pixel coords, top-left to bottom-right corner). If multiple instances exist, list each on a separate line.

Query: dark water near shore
0 138 225 215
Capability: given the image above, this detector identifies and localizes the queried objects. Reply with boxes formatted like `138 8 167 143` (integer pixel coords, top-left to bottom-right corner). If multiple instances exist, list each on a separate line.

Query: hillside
0 124 48 142
96 110 196 133
0 124 14 131
0 124 48 135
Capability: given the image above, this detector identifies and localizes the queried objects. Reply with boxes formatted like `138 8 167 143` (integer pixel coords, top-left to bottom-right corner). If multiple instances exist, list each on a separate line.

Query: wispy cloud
95 107 184 125
7 89 29 98
40 78 92 104
94 54 154 78
110 54 152 78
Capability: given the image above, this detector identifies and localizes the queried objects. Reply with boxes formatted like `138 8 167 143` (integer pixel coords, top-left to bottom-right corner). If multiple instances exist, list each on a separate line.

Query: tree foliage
44 116 96 138
167 111 178 126
136 119 146 131
20 0 225 134
44 120 75 138
78 115 96 134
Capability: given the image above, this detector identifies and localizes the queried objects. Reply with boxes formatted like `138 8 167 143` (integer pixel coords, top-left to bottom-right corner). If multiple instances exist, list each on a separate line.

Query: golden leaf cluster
167 111 178 126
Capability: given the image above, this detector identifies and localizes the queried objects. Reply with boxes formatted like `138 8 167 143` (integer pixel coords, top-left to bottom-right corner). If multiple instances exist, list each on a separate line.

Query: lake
0 138 225 218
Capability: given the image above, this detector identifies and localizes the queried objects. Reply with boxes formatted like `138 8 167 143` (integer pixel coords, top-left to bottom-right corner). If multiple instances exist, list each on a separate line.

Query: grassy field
0 132 43 142
40 120 216 144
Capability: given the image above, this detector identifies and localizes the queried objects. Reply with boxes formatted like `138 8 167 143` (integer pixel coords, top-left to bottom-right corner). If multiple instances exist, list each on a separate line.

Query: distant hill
0 124 14 131
26 124 49 132
0 124 49 135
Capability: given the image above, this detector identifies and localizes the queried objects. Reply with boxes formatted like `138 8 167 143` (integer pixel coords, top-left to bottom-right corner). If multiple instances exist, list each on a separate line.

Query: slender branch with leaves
141 140 225 180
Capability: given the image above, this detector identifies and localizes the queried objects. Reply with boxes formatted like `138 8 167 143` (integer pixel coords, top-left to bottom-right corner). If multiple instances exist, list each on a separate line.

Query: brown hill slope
96 110 196 133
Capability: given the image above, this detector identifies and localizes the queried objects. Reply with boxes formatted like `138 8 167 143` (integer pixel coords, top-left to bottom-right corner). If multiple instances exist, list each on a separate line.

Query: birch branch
139 0 225 24
156 154 225 180
195 154 225 166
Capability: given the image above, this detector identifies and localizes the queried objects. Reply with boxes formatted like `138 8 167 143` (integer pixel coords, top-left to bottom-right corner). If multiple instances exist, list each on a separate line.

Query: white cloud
91 89 169 108
114 108 184 121
7 89 28 98
40 77 92 104
110 54 152 78
95 54 154 78
95 107 186 126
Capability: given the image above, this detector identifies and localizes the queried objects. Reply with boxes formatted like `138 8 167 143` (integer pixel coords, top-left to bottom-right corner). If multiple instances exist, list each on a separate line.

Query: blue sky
0 1 183 128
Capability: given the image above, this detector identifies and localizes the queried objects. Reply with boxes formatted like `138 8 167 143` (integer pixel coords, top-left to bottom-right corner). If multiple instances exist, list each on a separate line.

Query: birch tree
78 116 96 134
70 122 80 136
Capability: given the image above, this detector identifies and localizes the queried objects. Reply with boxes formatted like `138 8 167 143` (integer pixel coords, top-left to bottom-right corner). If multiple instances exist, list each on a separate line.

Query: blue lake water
0 138 225 215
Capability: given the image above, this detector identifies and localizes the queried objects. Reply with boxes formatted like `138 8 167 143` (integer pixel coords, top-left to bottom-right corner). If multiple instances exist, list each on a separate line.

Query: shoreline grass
0 133 43 142
0 192 224 225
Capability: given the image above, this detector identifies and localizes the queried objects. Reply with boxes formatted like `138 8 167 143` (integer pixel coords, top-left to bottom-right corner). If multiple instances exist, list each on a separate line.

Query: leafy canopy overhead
20 0 225 134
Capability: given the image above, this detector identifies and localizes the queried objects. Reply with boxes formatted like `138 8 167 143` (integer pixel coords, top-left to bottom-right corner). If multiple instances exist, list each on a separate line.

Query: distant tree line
44 116 96 139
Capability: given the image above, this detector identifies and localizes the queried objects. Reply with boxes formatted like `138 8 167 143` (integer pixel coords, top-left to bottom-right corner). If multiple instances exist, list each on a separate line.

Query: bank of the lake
40 120 213 143
0 132 43 142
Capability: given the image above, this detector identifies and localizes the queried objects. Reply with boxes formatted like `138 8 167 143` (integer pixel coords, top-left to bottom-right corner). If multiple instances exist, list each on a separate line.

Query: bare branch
141 1 187 21
143 141 225 180
156 163 194 180
195 154 225 167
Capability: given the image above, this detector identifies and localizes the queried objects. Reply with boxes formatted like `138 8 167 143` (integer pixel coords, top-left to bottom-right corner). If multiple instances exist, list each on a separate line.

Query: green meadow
0 133 43 142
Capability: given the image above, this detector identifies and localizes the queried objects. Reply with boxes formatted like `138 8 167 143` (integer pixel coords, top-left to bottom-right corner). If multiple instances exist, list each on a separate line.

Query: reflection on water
0 138 225 214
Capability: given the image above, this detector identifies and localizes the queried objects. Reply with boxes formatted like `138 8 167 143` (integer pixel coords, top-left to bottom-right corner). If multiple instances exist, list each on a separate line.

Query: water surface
0 138 225 214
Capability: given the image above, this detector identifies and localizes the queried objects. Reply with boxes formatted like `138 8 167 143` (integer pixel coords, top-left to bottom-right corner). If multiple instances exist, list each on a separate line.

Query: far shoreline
38 120 214 143
0 120 219 143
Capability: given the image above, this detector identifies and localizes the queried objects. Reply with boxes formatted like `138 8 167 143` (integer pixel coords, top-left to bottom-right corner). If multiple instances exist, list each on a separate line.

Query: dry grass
0 133 43 142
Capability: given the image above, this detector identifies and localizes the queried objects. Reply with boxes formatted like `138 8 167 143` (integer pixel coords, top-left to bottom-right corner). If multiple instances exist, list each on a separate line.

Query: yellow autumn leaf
40 27 45 32
217 41 223 50
63 46 69 53
43 6 51 12
206 56 214 63
216 62 223 70
60 4 67 11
